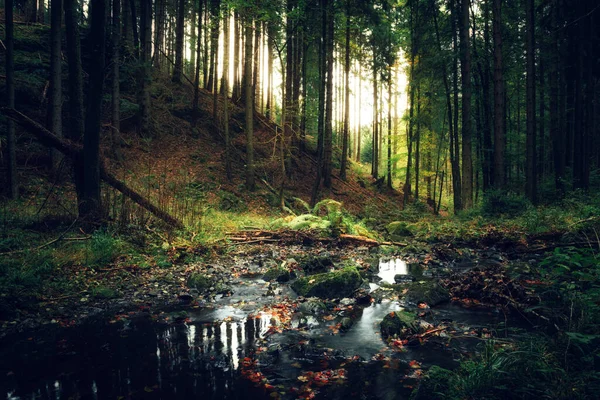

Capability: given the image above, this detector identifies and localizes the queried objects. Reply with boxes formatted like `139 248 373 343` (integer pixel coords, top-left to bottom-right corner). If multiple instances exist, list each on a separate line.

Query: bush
482 190 531 218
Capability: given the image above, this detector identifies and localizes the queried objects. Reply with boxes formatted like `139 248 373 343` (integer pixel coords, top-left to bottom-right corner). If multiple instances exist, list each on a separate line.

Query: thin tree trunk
415 87 421 200
172 0 185 82
139 0 151 137
245 17 255 190
460 0 473 209
340 0 350 181
5 0 18 198
81 0 106 218
322 0 334 189
525 0 536 202
192 0 203 118
387 78 392 189
49 0 62 173
111 0 122 161
451 0 462 212
493 0 505 189
222 9 232 180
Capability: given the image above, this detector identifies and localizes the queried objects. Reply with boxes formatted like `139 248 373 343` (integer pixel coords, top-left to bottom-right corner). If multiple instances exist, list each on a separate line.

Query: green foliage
84 230 124 268
482 190 531 218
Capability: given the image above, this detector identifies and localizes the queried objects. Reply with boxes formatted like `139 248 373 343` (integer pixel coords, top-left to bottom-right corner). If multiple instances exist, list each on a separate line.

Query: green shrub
482 190 531 217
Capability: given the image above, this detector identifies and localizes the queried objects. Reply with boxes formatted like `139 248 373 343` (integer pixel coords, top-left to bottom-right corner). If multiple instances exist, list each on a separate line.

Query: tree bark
222 8 232 180
139 0 151 137
111 0 122 161
81 0 106 219
322 0 334 189
172 0 185 82
493 0 505 189
340 0 350 181
460 0 473 209
49 0 62 173
5 0 18 199
245 17 255 191
525 0 537 202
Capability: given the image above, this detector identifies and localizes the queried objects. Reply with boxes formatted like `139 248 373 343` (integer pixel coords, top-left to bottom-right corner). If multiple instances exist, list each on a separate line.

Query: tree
322 0 334 189
81 0 107 218
5 0 18 199
460 0 473 209
339 0 351 181
222 7 232 180
525 0 536 202
111 0 123 160
48 0 62 174
139 0 152 137
173 0 185 82
245 14 255 191
493 0 505 189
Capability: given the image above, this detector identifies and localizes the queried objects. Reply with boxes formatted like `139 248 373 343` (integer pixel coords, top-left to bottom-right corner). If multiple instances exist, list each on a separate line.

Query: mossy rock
410 365 453 400
402 281 449 307
380 311 417 338
387 221 413 237
300 256 334 275
291 266 363 299
187 273 213 292
298 299 328 315
263 267 291 283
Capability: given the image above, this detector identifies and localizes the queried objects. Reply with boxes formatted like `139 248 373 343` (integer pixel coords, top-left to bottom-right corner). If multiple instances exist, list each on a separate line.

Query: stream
0 254 527 400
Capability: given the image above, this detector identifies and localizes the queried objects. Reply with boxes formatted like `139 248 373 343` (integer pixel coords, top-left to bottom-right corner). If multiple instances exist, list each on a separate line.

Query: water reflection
1 314 276 400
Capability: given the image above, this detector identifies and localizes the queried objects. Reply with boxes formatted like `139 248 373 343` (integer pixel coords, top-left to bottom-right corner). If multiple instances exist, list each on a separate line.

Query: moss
401 281 450 306
291 266 363 299
387 221 414 237
300 256 334 275
380 311 417 338
187 273 213 292
263 267 291 282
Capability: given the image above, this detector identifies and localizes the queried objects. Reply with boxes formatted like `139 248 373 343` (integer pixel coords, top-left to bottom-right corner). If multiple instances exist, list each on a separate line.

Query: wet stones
380 310 434 340
400 281 450 307
299 256 335 275
291 266 363 299
263 267 292 283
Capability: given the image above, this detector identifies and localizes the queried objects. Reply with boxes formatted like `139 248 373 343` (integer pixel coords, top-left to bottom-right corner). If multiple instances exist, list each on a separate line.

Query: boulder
380 311 418 338
291 266 363 299
263 267 291 282
387 221 413 237
401 281 449 307
300 256 335 275
187 273 213 292
298 299 328 315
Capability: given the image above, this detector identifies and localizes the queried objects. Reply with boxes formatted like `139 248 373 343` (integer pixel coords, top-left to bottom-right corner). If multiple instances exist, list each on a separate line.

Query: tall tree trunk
322 0 334 189
5 0 18 199
451 0 462 212
49 0 62 173
340 1 350 181
386 78 392 189
64 0 84 200
415 88 421 200
460 0 473 209
266 20 274 119
372 63 379 179
153 0 164 70
189 0 197 77
232 11 241 101
38 0 46 23
172 0 185 82
193 0 203 118
212 7 220 117
253 20 261 111
222 9 232 180
81 0 106 218
245 17 255 191
525 0 537 202
139 0 151 137
110 0 122 161
493 0 505 189
129 0 139 57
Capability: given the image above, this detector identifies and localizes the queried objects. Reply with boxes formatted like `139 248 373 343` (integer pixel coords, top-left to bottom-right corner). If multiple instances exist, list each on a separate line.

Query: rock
263 267 291 283
401 281 450 307
380 311 418 338
394 274 416 284
298 299 328 315
340 317 353 331
187 273 213 292
291 266 363 299
353 289 372 305
299 256 334 275
387 221 413 237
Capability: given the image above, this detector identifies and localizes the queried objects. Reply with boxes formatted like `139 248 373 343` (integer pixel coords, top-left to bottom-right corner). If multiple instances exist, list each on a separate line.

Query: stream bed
0 253 528 400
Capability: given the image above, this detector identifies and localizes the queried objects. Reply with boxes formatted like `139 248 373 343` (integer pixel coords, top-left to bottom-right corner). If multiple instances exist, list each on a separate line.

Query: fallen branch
0 218 78 255
1 107 184 229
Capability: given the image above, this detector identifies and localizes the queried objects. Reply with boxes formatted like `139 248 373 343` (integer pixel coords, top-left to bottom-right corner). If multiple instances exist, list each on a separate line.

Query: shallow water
0 257 526 400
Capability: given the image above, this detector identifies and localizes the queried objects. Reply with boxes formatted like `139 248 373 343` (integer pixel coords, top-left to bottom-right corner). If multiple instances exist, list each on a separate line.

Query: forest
1 0 599 398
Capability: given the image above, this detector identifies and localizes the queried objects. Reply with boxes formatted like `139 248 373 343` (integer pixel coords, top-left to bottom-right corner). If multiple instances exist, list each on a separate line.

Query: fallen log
1 107 184 229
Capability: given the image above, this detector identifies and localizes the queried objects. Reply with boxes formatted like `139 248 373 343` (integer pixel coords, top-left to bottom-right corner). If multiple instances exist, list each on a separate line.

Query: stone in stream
299 256 335 275
401 281 450 307
291 266 363 299
263 266 292 282
394 274 416 284
298 299 328 315
380 311 433 340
